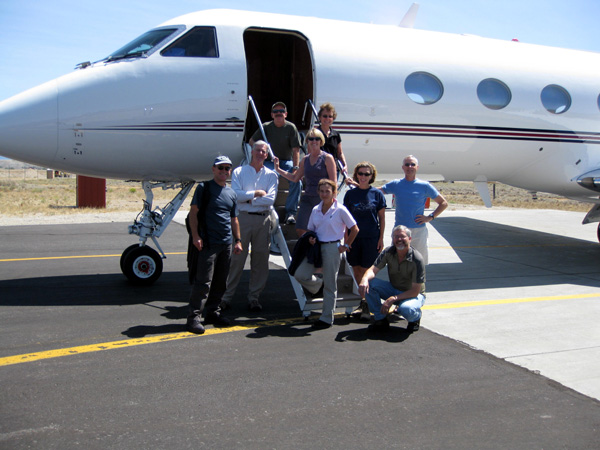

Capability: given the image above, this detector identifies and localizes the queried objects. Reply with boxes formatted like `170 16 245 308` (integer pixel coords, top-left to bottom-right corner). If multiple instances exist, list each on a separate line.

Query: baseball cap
271 102 287 111
213 155 232 166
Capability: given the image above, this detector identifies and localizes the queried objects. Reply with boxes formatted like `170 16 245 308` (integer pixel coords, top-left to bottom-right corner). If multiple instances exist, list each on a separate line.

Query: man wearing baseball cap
186 155 243 334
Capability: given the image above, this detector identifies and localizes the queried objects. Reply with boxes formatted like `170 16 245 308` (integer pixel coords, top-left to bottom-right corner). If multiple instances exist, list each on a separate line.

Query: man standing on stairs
249 101 301 225
220 141 279 313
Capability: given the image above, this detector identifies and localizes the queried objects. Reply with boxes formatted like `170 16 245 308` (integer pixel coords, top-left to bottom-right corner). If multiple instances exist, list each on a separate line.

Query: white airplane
1 6 600 284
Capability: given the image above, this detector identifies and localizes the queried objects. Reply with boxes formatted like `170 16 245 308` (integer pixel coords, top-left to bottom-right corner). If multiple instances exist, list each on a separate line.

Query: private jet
1 6 599 284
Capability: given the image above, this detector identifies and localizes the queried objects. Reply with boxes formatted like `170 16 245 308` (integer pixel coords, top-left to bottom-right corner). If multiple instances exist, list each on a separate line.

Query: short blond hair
306 128 326 147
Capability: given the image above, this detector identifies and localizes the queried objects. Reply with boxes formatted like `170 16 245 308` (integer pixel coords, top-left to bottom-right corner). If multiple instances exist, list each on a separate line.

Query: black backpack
185 181 212 284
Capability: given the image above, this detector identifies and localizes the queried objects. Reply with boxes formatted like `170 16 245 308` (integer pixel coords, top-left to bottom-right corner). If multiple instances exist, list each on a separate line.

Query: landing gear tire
597 223 600 243
120 244 140 272
121 245 163 286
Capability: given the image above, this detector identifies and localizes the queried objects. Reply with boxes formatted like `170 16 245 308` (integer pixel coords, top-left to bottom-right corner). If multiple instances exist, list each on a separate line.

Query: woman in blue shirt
343 162 387 320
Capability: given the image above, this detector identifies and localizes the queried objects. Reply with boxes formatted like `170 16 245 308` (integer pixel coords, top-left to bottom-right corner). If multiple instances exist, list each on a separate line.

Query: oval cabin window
541 84 571 114
405 72 444 105
477 78 512 110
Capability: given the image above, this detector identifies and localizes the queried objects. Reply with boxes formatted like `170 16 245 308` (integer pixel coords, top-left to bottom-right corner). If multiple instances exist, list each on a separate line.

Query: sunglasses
321 114 334 118
216 165 232 171
404 163 416 167
357 172 372 177
307 137 321 142
272 109 286 114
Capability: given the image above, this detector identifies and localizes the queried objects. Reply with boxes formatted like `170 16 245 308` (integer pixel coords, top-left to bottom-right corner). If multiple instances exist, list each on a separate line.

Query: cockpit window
161 27 219 57
106 28 180 61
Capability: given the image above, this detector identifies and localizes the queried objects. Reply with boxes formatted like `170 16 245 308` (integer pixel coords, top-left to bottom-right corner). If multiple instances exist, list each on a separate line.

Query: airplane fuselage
1 9 600 202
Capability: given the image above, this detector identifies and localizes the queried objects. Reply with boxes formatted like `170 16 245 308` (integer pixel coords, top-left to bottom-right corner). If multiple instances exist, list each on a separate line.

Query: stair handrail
248 95 275 161
247 96 311 310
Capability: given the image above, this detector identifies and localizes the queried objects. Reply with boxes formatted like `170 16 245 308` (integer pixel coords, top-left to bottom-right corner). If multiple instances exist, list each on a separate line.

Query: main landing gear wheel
121 245 163 285
597 224 600 243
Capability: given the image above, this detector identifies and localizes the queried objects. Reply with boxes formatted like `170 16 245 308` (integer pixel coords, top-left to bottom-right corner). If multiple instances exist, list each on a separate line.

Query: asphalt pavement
0 209 599 449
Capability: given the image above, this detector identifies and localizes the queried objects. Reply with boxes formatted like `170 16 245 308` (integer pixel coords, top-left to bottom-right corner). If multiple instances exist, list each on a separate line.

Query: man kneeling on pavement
358 225 425 332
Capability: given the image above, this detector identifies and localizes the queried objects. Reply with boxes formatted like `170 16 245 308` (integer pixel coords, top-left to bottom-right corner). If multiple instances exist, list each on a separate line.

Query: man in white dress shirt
220 141 279 312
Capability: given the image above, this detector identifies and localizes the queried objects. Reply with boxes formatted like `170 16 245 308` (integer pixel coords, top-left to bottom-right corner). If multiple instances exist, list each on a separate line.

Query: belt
245 211 269 216
320 240 340 244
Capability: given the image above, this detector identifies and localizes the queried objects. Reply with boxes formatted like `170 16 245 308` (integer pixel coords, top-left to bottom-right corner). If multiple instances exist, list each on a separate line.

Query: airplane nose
0 80 58 167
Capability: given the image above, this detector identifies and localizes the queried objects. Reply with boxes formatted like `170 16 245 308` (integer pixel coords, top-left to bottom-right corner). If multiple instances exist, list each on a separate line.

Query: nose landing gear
120 180 194 285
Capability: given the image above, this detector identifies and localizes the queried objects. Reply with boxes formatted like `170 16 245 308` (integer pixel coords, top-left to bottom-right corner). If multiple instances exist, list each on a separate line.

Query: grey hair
403 155 419 165
392 225 411 238
253 140 268 150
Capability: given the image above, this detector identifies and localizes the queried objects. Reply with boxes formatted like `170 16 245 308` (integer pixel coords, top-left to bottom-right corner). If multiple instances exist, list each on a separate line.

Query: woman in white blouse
293 178 359 329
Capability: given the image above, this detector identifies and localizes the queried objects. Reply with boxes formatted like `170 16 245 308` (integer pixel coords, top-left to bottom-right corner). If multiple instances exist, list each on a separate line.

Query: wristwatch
292 166 299 170
234 238 242 243
428 213 435 220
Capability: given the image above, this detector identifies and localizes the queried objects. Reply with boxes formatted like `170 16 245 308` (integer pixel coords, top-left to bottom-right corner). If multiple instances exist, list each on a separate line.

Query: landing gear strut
121 181 195 285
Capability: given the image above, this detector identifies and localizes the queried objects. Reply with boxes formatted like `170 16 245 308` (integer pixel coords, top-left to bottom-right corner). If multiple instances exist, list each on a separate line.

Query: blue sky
0 0 598 102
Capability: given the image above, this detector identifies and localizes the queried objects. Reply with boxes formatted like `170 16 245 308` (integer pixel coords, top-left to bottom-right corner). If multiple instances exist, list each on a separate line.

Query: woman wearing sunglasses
317 102 348 177
274 128 336 237
343 162 387 320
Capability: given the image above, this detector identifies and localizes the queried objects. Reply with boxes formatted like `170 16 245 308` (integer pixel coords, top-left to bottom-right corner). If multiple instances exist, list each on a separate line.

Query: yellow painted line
423 292 600 310
2 241 586 263
2 293 598 367
0 317 304 367
0 252 186 262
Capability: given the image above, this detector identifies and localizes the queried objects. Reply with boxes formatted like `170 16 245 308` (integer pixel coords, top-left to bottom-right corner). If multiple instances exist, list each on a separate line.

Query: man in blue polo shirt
380 155 447 265
186 156 243 334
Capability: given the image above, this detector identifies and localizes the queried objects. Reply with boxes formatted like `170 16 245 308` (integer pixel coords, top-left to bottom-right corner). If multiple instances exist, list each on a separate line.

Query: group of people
185 101 447 335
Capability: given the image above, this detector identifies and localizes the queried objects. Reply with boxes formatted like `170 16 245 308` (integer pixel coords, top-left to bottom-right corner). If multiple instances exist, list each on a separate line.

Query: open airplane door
242 28 315 139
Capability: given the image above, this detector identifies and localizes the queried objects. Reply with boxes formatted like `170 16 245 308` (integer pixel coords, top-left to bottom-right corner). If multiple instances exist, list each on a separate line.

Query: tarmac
0 207 599 449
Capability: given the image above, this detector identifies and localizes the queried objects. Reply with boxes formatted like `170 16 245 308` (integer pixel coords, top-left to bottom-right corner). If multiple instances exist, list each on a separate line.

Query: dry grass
433 181 591 212
0 170 191 218
0 169 591 218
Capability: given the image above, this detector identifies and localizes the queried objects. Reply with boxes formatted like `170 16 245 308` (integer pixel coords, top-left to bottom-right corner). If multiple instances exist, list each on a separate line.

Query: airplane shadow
0 272 191 307
4 216 600 339
427 216 600 293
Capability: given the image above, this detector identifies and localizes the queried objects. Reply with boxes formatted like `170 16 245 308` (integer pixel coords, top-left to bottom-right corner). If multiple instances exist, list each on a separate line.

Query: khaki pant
293 241 341 324
222 211 271 304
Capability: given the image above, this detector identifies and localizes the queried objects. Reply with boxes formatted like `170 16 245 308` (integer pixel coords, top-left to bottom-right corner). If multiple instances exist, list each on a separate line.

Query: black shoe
186 316 206 334
407 319 420 333
248 300 263 312
311 319 332 330
204 312 231 328
368 318 390 332
219 300 231 311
